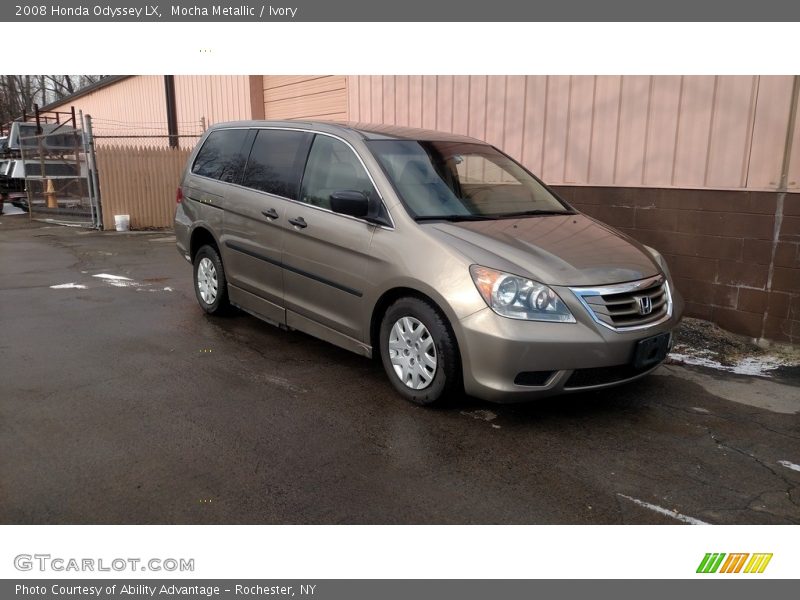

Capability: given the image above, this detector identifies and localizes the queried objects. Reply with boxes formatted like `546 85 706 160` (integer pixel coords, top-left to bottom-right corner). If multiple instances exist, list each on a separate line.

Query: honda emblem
637 296 653 315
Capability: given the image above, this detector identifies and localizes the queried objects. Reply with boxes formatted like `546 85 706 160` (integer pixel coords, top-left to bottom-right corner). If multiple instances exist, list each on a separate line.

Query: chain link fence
18 123 99 227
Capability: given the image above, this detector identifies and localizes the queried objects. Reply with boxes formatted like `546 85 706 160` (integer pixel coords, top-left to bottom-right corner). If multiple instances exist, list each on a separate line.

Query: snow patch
92 273 172 292
731 356 790 376
93 273 142 288
50 283 87 290
778 460 800 473
669 349 790 378
93 273 131 281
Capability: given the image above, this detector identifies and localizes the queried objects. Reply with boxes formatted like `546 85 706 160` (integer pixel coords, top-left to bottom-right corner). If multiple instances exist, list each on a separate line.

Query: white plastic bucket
114 214 130 232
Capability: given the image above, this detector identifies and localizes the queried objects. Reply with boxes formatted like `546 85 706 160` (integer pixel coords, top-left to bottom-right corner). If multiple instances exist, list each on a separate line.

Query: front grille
572 276 671 331
564 363 655 389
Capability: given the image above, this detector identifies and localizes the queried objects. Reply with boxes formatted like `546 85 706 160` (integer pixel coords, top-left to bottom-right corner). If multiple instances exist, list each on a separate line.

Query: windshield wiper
414 214 499 222
493 209 574 218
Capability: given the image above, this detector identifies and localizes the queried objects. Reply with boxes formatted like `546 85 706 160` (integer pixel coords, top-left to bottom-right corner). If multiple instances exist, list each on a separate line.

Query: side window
300 135 378 210
191 129 250 183
241 129 312 200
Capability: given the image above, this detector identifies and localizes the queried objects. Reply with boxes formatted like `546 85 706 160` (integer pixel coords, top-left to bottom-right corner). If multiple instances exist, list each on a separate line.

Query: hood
424 214 659 286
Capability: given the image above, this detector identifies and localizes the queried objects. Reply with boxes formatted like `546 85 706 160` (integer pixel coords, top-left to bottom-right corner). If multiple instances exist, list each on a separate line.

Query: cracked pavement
1 219 798 524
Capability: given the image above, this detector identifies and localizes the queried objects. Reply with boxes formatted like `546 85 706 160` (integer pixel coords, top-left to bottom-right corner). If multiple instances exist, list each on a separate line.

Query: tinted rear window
192 129 250 183
241 129 312 200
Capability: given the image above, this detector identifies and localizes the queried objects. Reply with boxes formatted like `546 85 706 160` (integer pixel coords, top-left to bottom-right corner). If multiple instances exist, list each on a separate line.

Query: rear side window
192 129 250 183
241 129 312 200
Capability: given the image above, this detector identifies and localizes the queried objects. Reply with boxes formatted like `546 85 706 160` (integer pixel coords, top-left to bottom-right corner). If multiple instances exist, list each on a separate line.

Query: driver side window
300 135 378 210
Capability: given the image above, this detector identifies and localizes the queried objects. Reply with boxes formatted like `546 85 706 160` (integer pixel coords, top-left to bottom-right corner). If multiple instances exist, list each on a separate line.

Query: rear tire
193 245 230 315
379 297 461 406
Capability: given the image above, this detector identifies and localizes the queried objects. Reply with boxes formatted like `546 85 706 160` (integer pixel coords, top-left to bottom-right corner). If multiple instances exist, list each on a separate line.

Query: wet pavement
1 218 798 524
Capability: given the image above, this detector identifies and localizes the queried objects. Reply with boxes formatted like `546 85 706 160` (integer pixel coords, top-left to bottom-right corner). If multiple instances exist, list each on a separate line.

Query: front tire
379 297 461 406
193 245 230 315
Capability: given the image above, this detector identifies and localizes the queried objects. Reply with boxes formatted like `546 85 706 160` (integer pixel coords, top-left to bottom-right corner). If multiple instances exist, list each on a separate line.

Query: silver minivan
175 121 683 405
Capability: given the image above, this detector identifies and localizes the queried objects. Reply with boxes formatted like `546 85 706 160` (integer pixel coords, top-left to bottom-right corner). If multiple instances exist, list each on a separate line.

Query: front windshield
367 140 573 220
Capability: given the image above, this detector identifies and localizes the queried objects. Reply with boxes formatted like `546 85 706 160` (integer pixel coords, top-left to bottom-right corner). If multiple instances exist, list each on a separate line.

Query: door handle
288 216 308 229
262 208 279 220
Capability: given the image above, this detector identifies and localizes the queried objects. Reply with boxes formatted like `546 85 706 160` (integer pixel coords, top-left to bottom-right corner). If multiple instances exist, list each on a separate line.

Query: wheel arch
189 225 220 261
369 286 465 368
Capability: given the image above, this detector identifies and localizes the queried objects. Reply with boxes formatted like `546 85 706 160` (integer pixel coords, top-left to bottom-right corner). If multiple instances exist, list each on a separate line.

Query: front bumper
457 286 684 402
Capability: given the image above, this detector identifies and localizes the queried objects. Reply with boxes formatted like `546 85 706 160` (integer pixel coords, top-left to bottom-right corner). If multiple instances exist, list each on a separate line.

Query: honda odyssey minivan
175 121 683 405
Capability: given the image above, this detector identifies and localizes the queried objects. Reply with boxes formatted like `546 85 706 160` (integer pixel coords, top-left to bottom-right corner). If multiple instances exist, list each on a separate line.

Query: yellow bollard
44 178 57 208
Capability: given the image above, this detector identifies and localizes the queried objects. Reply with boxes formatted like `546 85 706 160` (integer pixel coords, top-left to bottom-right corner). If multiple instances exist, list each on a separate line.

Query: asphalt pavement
1 218 798 524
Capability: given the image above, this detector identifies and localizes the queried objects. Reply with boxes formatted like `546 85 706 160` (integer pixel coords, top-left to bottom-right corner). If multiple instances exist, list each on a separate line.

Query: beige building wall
345 75 799 192
174 75 257 131
47 75 257 147
262 76 348 121
45 75 799 190
46 76 169 145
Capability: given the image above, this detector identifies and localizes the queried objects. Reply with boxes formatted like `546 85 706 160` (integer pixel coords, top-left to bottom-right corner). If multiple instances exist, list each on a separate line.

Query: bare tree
0 75 106 125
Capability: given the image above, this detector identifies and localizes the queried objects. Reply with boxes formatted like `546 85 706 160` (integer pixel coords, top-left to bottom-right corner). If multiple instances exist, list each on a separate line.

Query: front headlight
469 265 575 323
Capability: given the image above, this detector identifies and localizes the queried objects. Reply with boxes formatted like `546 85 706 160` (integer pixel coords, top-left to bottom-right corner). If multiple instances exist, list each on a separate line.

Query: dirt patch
672 318 761 365
668 318 800 382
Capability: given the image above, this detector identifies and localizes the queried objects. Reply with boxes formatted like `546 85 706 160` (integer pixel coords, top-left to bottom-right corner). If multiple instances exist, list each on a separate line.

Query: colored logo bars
696 553 773 574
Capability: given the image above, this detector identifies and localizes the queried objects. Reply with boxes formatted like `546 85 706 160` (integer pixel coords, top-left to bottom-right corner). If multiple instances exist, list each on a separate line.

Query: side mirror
330 190 369 218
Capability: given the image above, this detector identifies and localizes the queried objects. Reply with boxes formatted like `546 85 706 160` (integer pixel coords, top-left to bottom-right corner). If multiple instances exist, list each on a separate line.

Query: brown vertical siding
262 76 347 121
249 76 265 120
94 146 191 229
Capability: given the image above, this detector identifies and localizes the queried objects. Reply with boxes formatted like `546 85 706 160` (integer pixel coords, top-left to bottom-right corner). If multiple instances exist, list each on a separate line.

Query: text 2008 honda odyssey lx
175 121 683 405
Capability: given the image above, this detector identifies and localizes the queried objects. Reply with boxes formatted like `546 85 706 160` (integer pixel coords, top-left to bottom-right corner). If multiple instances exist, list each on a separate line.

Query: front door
281 134 384 342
